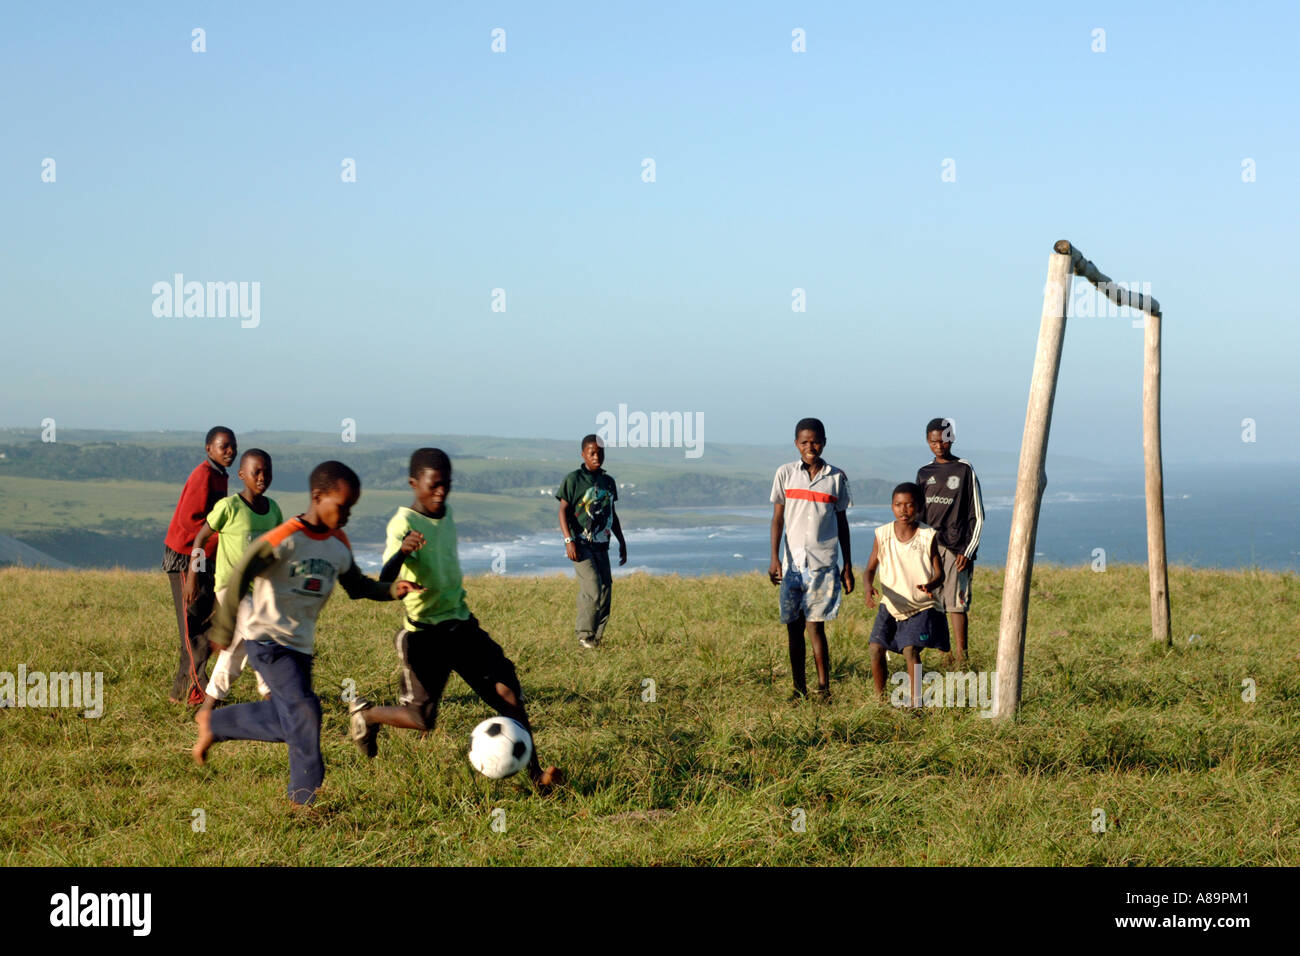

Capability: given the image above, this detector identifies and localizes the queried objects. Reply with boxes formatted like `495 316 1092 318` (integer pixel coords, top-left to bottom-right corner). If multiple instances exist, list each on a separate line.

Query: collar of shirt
798 459 832 481
205 457 228 478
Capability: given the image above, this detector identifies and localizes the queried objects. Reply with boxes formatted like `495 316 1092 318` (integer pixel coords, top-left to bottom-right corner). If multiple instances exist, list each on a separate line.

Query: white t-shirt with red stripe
770 460 852 572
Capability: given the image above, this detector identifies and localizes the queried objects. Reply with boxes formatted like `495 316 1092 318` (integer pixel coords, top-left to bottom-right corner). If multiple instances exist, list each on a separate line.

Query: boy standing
556 435 627 649
163 426 236 705
348 448 560 791
189 449 283 712
192 461 418 806
915 418 985 664
768 418 853 702
863 483 948 705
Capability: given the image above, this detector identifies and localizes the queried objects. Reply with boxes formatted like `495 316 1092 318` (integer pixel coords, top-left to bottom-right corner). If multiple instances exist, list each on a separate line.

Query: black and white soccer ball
468 716 533 779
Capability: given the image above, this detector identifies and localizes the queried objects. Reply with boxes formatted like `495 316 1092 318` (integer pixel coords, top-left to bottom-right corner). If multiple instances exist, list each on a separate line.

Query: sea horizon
353 468 1300 577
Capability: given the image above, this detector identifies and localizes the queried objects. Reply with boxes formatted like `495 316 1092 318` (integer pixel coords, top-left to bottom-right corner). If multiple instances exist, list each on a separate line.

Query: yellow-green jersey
205 494 284 592
383 505 471 626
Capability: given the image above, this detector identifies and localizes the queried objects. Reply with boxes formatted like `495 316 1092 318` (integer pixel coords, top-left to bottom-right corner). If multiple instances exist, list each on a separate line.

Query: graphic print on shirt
924 473 955 507
288 557 336 596
576 485 615 541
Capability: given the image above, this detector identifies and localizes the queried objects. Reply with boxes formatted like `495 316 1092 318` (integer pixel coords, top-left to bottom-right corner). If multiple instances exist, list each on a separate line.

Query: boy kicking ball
863 483 948 707
348 448 561 792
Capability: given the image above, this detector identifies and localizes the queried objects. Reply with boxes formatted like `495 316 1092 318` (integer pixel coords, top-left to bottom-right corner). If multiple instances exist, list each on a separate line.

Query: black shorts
395 616 521 729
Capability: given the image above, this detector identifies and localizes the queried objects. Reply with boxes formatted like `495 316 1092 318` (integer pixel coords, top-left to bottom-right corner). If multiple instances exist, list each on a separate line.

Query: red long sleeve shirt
164 460 228 558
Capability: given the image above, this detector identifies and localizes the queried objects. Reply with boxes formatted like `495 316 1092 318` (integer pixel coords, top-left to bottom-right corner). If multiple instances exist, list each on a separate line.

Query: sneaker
348 697 379 758
814 686 833 704
578 637 600 650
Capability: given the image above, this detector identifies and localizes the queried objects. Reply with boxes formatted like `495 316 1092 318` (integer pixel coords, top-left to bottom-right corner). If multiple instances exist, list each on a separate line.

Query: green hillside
0 431 905 569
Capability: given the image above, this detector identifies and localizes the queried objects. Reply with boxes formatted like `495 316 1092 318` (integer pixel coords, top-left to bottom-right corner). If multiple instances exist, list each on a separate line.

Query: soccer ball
468 716 533 779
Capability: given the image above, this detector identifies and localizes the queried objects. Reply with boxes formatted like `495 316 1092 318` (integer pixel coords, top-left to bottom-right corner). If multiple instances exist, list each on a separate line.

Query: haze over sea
355 464 1298 578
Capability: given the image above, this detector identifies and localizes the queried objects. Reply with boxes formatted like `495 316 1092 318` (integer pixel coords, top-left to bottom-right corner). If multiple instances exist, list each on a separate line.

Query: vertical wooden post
994 248 1073 720
1057 240 1166 647
1143 311 1172 645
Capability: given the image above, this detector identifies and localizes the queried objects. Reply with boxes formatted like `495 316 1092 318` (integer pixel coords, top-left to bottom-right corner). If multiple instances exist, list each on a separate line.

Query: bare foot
192 708 216 765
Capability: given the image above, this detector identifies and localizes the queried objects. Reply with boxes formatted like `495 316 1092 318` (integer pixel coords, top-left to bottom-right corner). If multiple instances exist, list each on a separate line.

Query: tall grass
1 564 1296 865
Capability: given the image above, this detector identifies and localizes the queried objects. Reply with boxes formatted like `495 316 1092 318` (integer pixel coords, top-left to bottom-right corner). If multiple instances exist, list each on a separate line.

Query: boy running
556 434 627 649
768 418 853 702
189 449 283 713
163 426 236 705
192 461 419 806
348 448 561 791
863 483 948 705
915 417 985 663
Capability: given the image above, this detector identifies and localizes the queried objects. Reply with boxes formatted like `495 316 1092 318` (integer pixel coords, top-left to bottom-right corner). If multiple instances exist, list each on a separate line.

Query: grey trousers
573 543 612 643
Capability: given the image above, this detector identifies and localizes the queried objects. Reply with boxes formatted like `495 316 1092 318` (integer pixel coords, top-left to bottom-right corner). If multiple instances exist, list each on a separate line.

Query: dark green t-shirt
557 466 618 544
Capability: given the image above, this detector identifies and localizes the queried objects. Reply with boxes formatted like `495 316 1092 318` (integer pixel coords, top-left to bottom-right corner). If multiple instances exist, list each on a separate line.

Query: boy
189 448 283 713
163 425 236 705
863 483 948 705
768 418 853 702
556 434 627 649
349 448 561 791
192 461 419 807
348 447 561 790
915 417 985 663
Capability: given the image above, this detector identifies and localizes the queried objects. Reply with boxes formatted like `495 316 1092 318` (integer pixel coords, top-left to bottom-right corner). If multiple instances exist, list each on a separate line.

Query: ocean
353 465 1300 578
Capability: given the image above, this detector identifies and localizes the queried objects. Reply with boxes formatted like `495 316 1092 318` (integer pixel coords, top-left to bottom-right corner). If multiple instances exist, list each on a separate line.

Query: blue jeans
208 640 323 804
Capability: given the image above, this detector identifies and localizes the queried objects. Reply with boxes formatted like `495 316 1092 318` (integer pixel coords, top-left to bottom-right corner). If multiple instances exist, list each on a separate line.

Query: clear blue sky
3 1 1296 464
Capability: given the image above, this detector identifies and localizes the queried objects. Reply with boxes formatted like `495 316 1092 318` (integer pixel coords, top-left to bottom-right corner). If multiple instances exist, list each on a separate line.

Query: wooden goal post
993 240 1168 720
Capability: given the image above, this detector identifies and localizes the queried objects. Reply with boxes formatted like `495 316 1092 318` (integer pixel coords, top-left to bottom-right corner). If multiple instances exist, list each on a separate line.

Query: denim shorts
779 565 842 623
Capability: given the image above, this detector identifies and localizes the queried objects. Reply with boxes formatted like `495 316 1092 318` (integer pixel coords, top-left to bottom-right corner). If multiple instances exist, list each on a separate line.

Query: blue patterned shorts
779 566 842 623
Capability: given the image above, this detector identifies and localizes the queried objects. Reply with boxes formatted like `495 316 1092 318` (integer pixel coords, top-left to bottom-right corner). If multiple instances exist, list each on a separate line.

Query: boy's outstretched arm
836 511 854 594
611 508 627 566
768 501 785 584
209 539 278 649
339 562 418 601
863 536 880 607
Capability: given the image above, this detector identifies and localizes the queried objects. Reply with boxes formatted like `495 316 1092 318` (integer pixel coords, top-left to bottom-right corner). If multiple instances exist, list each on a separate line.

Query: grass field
2 564 1297 866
